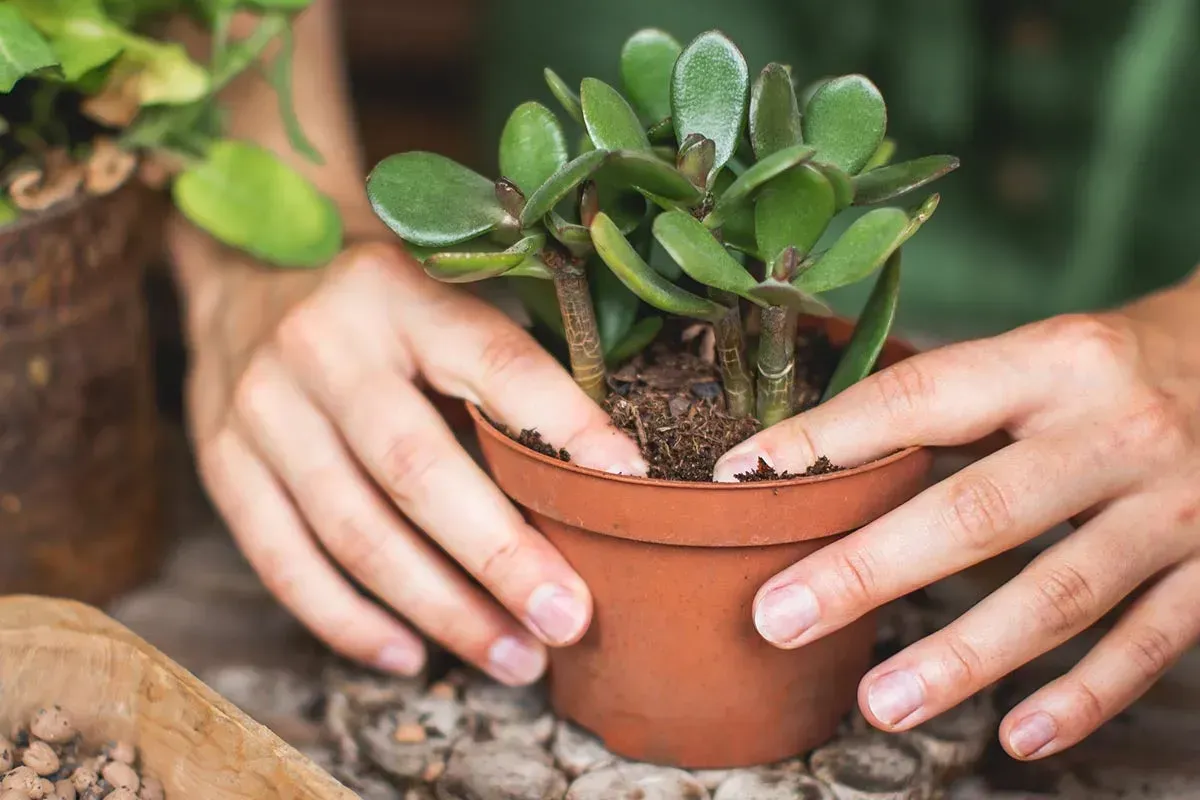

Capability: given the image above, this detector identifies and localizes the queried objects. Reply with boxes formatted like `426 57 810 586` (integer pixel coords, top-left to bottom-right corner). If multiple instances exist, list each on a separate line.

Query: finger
196 425 425 673
233 351 548 685
713 314 1140 481
384 256 648 475
855 487 1197 732
753 423 1145 650
1000 557 1200 760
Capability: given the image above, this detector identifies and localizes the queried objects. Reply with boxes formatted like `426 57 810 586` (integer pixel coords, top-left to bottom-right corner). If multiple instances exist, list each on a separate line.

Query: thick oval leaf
519 148 609 227
754 164 835 263
803 74 887 175
647 116 674 144
745 279 833 316
652 210 756 296
605 316 663 366
670 31 749 175
176 141 342 268
581 78 650 152
750 63 802 159
546 210 592 256
592 212 727 322
823 250 901 401
595 178 648 234
603 150 704 205
853 155 960 205
543 68 584 125
815 162 855 210
368 151 505 248
794 207 908 294
863 138 897 171
705 143 815 228
0 6 58 92
620 29 681 123
424 248 526 283
500 101 568 196
592 258 641 353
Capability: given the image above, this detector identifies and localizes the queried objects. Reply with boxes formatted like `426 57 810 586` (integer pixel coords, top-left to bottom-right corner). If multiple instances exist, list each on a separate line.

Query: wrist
1116 266 1200 390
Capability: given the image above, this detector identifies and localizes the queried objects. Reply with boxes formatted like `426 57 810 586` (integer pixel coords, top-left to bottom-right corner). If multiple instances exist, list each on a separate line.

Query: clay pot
468 317 932 769
0 183 163 604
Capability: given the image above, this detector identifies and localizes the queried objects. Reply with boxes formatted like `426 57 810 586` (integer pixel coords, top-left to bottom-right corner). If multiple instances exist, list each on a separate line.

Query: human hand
172 221 647 685
714 288 1200 759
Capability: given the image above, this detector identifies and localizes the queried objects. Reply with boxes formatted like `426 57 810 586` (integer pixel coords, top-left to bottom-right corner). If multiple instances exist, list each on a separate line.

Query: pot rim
467 402 923 490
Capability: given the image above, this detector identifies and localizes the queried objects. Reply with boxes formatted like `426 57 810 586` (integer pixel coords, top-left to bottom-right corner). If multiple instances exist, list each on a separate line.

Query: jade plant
367 28 958 427
0 0 342 268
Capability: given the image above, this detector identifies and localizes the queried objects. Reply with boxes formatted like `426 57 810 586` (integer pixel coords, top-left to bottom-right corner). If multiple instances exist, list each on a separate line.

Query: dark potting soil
491 325 843 481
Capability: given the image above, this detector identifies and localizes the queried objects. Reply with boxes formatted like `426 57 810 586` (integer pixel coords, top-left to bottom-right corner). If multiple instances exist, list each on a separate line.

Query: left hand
713 282 1200 761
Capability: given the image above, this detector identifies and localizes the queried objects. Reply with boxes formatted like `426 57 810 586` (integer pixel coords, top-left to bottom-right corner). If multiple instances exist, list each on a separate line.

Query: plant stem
756 305 798 427
709 290 754 418
552 262 608 404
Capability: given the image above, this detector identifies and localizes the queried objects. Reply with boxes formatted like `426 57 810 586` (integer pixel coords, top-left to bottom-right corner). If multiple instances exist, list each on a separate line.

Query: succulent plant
367 28 958 425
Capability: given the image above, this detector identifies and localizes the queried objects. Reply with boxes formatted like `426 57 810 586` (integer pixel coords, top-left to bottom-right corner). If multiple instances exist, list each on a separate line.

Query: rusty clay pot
468 317 933 769
0 182 163 605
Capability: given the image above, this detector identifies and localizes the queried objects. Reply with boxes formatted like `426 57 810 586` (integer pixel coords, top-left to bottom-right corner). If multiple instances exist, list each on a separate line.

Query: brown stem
709 290 754 418
552 262 607 403
756 305 798 427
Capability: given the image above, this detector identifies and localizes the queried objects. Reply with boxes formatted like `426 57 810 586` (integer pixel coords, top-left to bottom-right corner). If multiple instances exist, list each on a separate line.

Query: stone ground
104 428 1200 799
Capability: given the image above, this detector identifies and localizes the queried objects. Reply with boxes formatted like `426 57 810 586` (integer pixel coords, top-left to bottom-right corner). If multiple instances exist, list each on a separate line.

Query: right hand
171 220 647 684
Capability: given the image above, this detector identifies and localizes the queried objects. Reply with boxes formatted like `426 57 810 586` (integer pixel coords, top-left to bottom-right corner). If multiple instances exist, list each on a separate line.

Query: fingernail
376 642 425 676
755 584 820 644
526 583 589 645
867 671 925 726
1009 711 1058 758
605 458 648 477
713 447 770 483
488 636 546 685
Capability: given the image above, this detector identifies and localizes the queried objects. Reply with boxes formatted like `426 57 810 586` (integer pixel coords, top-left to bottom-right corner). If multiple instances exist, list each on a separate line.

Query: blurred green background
474 0 1199 340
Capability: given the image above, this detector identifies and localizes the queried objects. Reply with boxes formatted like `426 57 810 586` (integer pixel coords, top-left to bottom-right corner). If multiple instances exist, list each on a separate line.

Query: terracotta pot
469 317 933 768
0 184 163 605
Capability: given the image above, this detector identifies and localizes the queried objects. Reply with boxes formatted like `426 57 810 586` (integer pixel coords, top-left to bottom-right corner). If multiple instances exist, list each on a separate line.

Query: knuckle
1125 624 1178 681
943 472 1015 549
1027 564 1098 637
1121 390 1193 464
377 431 441 497
231 355 276 424
1041 314 1137 380
323 514 387 582
275 303 328 368
1065 679 1107 730
937 632 985 687
870 358 937 421
826 548 881 608
478 535 524 586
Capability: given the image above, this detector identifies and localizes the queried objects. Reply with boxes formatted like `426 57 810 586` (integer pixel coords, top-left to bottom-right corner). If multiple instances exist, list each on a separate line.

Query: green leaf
0 6 59 92
902 192 940 240
652 209 756 297
852 155 960 205
745 279 832 316
863 138 896 171
619 28 681 123
581 77 650 152
605 317 663 366
545 210 592 256
803 74 887 175
175 140 342 268
544 67 584 126
592 258 641 354
594 178 647 234
815 163 855 210
246 0 312 7
670 30 749 176
368 152 507 248
592 212 727 322
519 148 609 227
424 246 529 283
0 197 19 226
794 207 908 294
647 116 674 144
124 37 209 105
267 25 322 164
754 164 835 263
705 143 815 228
749 63 802 159
823 250 901 401
603 150 704 205
500 101 568 196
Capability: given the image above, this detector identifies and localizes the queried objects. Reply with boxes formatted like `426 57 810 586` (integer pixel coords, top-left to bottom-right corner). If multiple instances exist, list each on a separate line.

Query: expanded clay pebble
1 710 163 800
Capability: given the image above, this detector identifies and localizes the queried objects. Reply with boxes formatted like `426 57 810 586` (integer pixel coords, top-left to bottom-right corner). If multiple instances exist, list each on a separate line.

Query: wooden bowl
0 595 355 799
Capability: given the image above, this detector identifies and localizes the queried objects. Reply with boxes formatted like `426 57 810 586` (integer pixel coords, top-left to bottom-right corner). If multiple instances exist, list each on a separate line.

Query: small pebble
393 723 427 744
0 738 13 772
54 779 77 800
30 709 75 745
0 790 27 800
100 763 139 793
105 743 136 767
137 778 163 800
2 767 40 794
70 769 98 792
437 739 566 800
712 770 834 800
566 763 709 799
105 790 136 800
549 722 615 778
23 742 61 776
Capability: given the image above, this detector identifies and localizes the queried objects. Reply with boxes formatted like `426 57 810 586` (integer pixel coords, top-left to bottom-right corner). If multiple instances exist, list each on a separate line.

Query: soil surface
496 325 842 482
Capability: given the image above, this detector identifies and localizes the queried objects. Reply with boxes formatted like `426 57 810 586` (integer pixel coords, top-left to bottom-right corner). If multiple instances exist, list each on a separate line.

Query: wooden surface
0 595 358 800
86 428 1200 798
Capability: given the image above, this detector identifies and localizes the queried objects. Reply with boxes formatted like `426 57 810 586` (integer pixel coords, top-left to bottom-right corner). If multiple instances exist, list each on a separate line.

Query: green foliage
367 26 957 423
823 250 902 401
0 0 339 268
